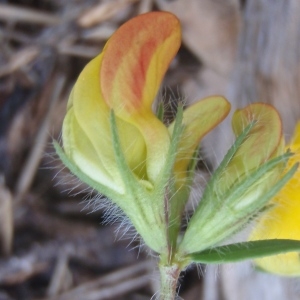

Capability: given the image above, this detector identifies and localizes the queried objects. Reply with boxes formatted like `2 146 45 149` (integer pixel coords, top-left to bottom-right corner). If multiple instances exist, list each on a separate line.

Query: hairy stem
159 263 181 300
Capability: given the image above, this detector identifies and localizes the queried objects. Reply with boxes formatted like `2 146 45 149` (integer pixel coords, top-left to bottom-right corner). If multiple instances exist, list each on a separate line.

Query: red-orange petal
99 12 181 181
100 11 181 119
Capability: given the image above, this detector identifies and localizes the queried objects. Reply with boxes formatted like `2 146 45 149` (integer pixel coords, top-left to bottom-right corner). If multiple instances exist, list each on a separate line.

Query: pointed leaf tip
189 239 300 265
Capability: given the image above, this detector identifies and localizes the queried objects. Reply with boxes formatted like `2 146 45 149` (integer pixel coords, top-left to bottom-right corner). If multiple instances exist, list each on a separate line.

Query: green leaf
189 239 300 264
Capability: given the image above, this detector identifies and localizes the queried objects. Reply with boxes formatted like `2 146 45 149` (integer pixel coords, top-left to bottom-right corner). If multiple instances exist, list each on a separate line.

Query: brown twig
0 4 60 25
78 0 139 28
0 47 40 78
49 261 153 300
14 74 66 204
0 177 13 256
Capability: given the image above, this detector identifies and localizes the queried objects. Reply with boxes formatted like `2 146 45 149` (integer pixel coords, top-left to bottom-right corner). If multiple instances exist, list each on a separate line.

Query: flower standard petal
232 103 283 169
219 103 284 193
100 11 181 182
168 96 231 186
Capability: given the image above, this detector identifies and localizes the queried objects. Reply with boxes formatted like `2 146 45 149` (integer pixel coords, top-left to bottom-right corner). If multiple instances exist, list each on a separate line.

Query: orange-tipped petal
232 103 283 159
169 96 231 184
100 12 181 181
227 103 283 184
100 11 181 118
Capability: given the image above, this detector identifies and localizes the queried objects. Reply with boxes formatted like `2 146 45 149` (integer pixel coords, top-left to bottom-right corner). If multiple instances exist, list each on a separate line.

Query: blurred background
0 0 300 299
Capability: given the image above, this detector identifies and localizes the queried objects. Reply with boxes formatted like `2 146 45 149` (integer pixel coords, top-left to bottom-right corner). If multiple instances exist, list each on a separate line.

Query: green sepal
202 121 255 199
189 239 300 264
156 101 165 122
179 158 297 254
109 110 148 193
221 152 295 209
155 105 184 190
166 144 200 255
154 106 184 259
177 118 297 254
109 110 170 254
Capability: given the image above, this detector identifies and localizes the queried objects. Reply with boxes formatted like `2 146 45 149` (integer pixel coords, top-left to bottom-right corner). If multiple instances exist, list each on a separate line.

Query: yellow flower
62 11 229 193
59 11 230 253
250 122 300 276
179 103 287 254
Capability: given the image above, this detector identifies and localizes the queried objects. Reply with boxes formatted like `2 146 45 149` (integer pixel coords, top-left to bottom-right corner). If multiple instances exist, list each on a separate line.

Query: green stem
159 263 181 300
